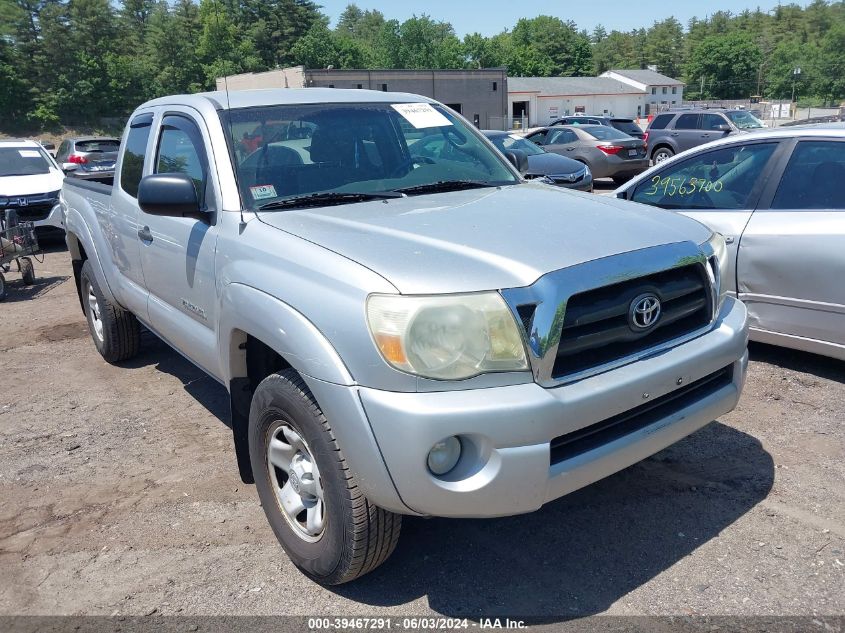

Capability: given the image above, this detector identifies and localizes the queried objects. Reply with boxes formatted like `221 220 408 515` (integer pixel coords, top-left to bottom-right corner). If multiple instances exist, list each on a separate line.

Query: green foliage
1 0 844 132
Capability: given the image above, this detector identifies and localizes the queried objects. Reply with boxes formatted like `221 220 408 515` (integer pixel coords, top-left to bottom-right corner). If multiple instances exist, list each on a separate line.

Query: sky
318 0 813 37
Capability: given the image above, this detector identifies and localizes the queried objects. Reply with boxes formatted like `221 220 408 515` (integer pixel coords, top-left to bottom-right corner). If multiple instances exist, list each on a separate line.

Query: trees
1 0 844 132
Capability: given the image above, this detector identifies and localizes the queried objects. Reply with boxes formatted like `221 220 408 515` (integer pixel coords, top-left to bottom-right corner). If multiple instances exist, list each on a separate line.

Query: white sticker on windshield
392 103 452 129
508 134 522 140
19 150 40 158
250 184 277 200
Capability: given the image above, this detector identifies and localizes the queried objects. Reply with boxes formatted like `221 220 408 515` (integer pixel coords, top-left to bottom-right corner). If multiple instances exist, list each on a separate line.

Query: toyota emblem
629 293 661 332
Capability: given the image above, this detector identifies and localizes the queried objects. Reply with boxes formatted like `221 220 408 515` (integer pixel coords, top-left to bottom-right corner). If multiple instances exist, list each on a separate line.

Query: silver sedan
615 124 845 361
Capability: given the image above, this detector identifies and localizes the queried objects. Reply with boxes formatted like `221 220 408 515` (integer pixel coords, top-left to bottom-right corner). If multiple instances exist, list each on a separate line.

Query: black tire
249 369 401 585
652 146 674 163
0 273 6 301
19 257 35 286
80 260 140 363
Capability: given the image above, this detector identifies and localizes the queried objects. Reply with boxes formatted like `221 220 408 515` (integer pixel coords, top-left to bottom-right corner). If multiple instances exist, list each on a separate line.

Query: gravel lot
0 248 843 622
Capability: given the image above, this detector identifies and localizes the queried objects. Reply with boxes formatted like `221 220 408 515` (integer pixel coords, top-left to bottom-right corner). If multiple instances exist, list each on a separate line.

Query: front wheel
249 369 401 585
80 260 140 363
652 147 674 164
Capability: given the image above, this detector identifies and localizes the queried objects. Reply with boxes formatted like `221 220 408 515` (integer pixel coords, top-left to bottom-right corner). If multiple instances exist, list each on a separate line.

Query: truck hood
0 171 64 196
257 183 712 294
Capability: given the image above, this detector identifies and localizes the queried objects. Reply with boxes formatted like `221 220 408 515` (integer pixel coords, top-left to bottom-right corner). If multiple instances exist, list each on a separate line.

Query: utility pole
791 67 801 120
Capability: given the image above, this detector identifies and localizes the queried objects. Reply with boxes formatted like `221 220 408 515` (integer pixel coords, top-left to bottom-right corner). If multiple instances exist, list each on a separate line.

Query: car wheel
652 147 674 163
80 260 140 363
19 257 35 286
249 369 402 585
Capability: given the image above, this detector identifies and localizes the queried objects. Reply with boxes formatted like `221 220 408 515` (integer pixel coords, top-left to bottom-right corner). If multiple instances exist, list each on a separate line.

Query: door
669 113 702 153
629 140 783 295
139 110 222 378
543 128 579 156
109 112 156 318
697 113 731 146
737 139 845 349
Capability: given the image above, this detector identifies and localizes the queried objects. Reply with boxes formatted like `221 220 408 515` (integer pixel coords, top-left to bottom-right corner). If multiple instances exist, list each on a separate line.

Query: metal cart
0 209 39 301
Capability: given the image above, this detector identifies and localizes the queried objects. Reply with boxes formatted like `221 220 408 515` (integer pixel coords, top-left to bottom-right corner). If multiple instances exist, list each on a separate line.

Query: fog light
427 436 461 475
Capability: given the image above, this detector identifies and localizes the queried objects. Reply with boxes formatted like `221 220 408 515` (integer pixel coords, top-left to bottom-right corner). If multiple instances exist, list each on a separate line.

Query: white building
507 76 647 127
601 69 685 115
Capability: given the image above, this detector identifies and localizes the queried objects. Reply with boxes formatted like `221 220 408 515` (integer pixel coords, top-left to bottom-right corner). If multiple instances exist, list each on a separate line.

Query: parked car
551 115 645 140
523 124 648 184
615 125 844 361
0 138 65 238
482 130 593 191
55 136 121 182
645 109 766 164
62 88 748 585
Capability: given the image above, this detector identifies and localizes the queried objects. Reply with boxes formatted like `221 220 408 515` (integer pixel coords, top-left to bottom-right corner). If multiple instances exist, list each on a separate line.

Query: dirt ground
0 248 843 621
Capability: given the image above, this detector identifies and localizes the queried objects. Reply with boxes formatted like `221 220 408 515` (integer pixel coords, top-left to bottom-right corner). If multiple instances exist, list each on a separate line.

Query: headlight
366 292 529 380
704 232 729 315
582 163 591 178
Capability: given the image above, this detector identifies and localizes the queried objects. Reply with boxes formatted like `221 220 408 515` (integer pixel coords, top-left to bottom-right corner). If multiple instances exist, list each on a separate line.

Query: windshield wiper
258 191 403 210
392 180 498 195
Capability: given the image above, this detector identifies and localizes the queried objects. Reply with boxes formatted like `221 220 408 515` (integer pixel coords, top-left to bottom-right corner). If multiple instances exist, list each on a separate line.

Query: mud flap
230 377 254 484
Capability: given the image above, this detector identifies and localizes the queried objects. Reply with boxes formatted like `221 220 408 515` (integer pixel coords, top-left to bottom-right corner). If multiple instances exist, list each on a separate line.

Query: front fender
218 282 353 386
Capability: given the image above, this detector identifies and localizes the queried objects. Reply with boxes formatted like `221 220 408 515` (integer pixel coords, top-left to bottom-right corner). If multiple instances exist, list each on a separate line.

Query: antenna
212 0 245 227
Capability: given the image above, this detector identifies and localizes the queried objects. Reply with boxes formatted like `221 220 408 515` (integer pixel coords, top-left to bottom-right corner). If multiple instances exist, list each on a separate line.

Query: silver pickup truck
61 88 749 585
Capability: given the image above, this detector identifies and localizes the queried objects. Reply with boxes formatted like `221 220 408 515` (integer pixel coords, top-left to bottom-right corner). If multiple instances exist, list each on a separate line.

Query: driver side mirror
717 124 731 133
61 163 78 173
138 173 201 217
504 149 529 175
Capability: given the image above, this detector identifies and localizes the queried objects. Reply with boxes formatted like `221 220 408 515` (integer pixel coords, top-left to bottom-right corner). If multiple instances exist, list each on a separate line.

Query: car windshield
0 146 52 177
725 110 765 130
224 102 518 210
487 134 545 156
582 126 631 141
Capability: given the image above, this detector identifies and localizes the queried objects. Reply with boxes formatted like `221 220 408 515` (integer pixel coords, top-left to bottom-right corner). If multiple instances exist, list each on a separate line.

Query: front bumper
31 203 65 232
355 296 747 518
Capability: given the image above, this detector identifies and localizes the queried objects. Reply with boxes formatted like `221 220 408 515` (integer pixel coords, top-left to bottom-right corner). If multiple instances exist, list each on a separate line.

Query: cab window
155 115 209 207
119 113 154 198
631 142 778 210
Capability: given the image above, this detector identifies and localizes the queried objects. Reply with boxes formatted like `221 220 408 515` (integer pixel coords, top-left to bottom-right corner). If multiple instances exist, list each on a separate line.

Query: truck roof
140 87 433 112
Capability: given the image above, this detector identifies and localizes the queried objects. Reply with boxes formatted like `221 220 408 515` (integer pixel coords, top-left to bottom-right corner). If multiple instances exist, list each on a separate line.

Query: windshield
487 134 545 156
725 110 764 129
0 146 52 177
582 126 632 141
224 102 518 210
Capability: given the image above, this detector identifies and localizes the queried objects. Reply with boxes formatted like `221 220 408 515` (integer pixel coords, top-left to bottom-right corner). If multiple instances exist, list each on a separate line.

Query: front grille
549 365 733 464
552 264 711 379
12 202 53 222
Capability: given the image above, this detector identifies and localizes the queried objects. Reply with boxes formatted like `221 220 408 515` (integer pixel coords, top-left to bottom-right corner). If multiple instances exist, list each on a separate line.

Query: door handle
724 235 735 244
138 226 153 242
670 132 679 136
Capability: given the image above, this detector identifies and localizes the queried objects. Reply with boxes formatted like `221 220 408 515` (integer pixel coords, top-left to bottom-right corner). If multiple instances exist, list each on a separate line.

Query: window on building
493 81 497 91
357 84 363 89
381 83 388 92
662 87 668 94
672 87 677 94
651 87 656 95
328 84 334 88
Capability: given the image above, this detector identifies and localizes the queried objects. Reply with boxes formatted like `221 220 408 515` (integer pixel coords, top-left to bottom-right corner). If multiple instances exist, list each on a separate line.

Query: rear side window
771 141 845 210
675 114 700 130
155 115 209 207
119 114 154 198
648 114 673 130
611 121 641 136
631 142 778 210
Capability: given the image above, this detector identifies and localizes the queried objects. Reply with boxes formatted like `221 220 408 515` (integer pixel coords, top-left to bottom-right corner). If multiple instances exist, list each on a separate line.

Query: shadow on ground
749 341 844 383
122 330 231 426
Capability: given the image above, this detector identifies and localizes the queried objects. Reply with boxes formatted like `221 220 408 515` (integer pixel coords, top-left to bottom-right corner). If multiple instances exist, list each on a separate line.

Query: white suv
0 139 65 237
